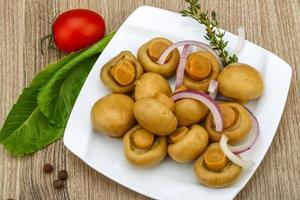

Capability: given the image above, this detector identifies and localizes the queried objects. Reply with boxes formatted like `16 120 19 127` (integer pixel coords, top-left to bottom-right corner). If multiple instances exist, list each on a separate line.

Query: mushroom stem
204 144 228 172
185 54 212 80
168 126 189 143
148 41 170 62
219 105 237 129
133 129 154 149
111 60 135 86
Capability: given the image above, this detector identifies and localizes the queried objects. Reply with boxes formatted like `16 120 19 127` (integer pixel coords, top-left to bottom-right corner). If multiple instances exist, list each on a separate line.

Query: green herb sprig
181 0 238 66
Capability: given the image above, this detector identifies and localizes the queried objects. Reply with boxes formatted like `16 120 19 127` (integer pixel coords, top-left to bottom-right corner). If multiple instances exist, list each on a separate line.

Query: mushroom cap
194 143 241 188
175 98 209 126
183 51 221 92
133 97 177 136
137 37 180 78
154 92 175 112
123 125 167 168
91 94 135 137
100 51 143 93
205 102 252 143
218 63 264 101
168 125 209 163
134 72 171 101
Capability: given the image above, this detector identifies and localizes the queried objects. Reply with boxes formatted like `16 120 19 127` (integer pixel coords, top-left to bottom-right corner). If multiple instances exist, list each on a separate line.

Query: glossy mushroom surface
194 143 241 188
168 125 209 163
175 98 209 126
123 125 167 168
218 63 264 101
183 51 221 92
137 37 180 77
133 97 177 136
91 94 135 138
134 72 171 101
205 102 252 143
100 51 143 93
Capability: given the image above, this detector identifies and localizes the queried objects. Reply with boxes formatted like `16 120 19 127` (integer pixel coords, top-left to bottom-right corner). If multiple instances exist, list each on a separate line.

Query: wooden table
1 0 299 199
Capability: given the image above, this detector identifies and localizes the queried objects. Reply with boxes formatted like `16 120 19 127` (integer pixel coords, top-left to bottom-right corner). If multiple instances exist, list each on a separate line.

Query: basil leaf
38 32 115 127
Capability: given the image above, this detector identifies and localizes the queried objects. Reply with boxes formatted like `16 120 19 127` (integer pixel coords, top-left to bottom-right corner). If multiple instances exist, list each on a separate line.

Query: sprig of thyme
181 0 238 66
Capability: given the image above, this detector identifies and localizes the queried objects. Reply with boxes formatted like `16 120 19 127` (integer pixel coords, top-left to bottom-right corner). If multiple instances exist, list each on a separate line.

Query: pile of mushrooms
90 37 264 188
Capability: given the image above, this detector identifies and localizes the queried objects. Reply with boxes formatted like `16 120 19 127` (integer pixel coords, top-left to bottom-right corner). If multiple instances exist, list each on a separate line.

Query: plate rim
63 5 293 200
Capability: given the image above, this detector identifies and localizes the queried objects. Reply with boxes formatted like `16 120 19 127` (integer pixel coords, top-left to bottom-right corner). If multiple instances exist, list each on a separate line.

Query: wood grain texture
0 0 299 199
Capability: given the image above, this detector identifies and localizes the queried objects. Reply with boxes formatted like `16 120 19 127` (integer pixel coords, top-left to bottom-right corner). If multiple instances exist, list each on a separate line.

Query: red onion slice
175 44 190 89
220 135 255 169
208 80 218 99
232 27 245 55
157 40 223 68
216 94 234 102
230 107 259 154
171 89 223 132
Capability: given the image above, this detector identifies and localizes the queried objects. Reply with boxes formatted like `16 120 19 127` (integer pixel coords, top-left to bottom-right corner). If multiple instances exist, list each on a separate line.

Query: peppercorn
53 179 64 189
43 163 53 173
58 170 68 180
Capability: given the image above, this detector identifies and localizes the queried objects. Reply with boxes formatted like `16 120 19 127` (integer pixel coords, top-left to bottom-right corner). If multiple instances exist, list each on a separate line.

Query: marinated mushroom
134 72 171 101
183 51 221 92
91 94 135 138
133 97 177 136
123 125 167 168
154 92 175 112
168 125 209 163
137 37 180 77
194 143 241 188
175 98 209 126
100 51 143 93
205 102 252 143
218 63 264 101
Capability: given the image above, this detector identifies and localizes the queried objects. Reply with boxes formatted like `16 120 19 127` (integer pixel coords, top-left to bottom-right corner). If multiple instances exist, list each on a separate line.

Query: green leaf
0 53 78 143
38 55 98 127
2 109 64 156
0 53 77 156
38 32 115 127
0 32 115 156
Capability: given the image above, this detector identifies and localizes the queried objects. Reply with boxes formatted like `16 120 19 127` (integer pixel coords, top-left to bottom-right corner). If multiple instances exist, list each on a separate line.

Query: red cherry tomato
53 9 106 53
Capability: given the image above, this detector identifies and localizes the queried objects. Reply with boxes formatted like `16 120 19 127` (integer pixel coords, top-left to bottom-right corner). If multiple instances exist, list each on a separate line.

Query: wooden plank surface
0 0 299 199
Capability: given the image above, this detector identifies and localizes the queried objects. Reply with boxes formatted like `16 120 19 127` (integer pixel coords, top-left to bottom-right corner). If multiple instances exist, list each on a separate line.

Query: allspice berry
43 163 53 173
53 179 64 189
58 170 68 180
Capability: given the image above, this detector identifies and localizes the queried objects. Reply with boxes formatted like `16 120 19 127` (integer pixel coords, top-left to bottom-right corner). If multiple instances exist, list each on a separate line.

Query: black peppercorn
43 163 53 173
53 179 64 189
58 170 68 180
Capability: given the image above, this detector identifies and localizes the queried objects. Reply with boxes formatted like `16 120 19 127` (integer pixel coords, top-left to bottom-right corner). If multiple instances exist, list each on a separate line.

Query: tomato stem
40 34 55 55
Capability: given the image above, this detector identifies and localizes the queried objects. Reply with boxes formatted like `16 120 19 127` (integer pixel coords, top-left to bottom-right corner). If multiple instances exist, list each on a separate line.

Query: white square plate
64 6 292 200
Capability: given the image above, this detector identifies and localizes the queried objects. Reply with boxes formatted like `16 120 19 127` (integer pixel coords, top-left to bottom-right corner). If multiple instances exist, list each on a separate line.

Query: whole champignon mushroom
123 125 167 168
168 125 209 163
194 143 241 188
183 51 221 92
100 51 143 93
218 63 264 101
154 92 175 112
135 72 171 101
133 97 177 136
91 94 135 138
137 37 180 78
175 98 209 126
205 102 252 143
